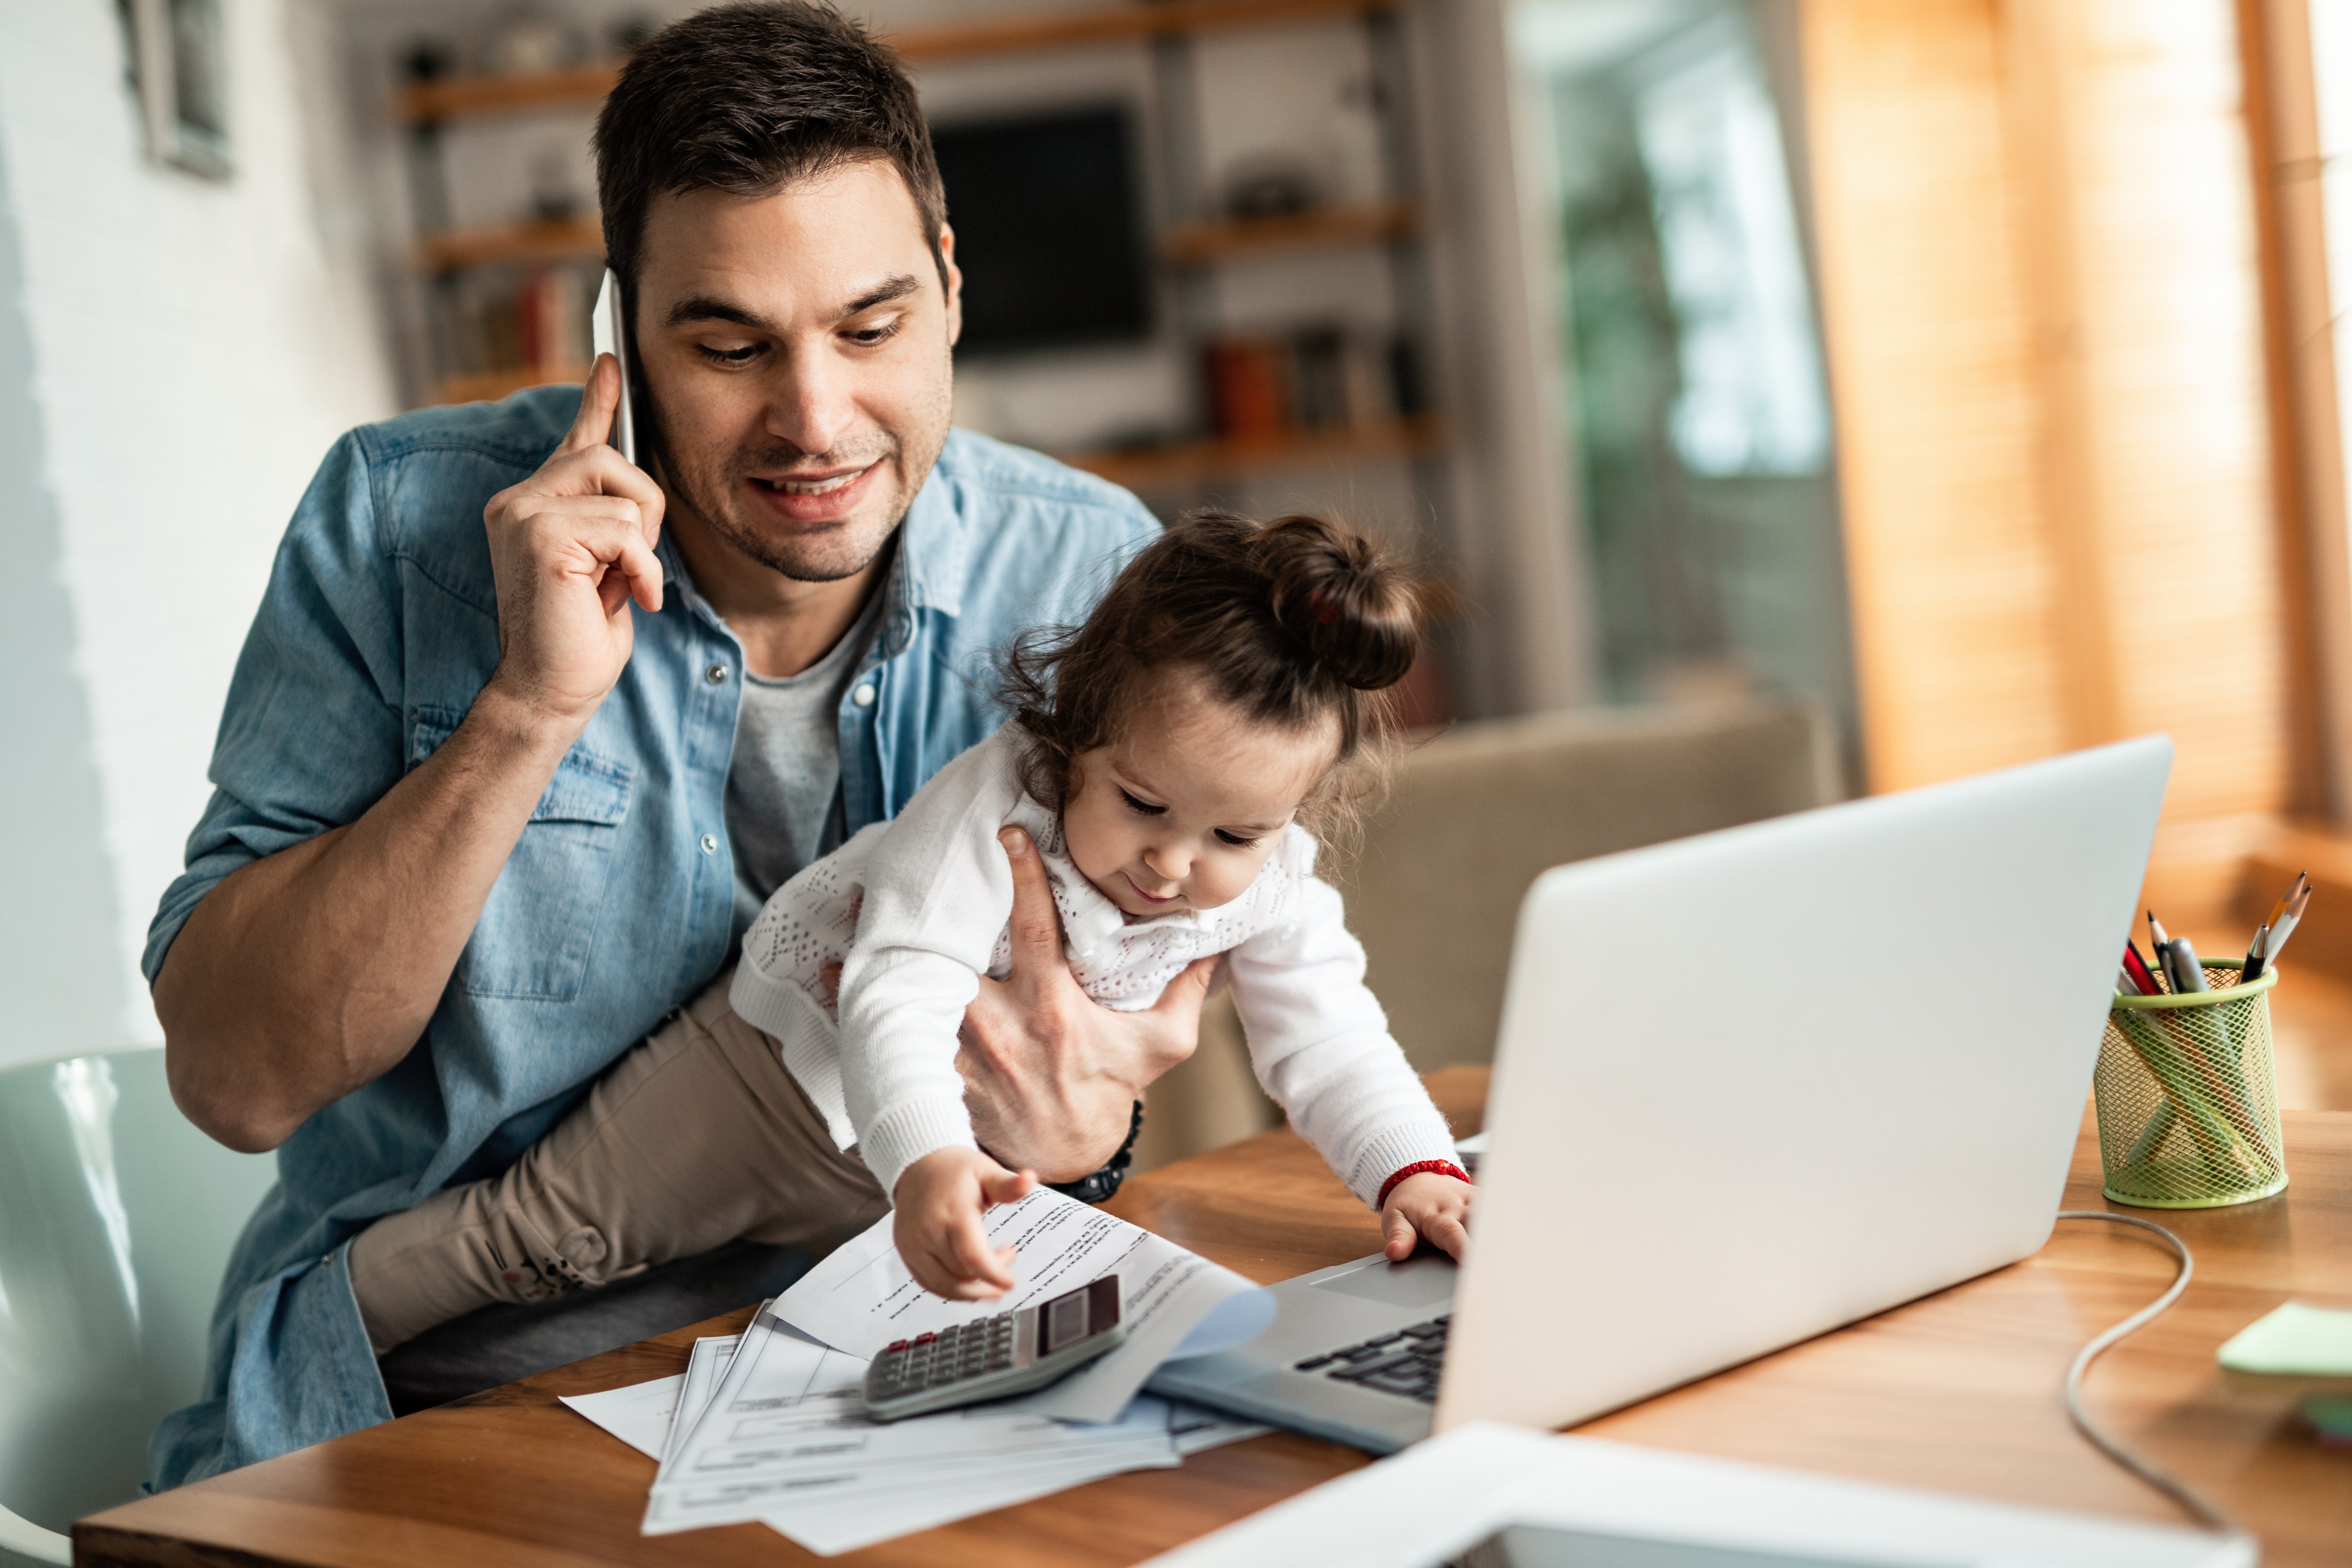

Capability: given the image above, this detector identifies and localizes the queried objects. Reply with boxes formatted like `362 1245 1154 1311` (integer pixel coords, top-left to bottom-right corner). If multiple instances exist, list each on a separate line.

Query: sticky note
2216 1302 2352 1376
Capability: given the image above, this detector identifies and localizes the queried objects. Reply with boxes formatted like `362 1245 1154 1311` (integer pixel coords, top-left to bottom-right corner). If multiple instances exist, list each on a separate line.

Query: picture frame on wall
127 0 232 180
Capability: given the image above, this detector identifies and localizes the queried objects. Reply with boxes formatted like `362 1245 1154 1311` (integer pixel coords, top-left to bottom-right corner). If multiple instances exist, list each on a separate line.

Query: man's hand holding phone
478 353 666 738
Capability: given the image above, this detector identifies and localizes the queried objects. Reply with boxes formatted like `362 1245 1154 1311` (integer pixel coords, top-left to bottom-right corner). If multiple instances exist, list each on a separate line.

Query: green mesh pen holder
2096 960 2286 1209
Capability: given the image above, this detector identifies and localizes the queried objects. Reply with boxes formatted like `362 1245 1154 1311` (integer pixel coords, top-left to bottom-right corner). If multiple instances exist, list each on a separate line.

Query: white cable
2052 1211 2252 1546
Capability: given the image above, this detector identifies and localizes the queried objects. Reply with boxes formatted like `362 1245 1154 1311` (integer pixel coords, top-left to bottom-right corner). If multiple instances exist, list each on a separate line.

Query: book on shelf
1202 325 1425 440
433 261 594 391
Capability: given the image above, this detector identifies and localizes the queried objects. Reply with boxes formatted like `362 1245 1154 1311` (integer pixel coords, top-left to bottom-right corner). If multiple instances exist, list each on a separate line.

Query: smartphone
590 268 640 465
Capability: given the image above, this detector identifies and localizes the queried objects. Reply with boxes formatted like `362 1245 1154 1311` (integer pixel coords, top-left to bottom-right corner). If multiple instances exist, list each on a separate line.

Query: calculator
864 1276 1127 1421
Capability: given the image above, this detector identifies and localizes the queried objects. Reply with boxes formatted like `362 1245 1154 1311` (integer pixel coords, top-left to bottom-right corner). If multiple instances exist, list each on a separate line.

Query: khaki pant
348 969 887 1354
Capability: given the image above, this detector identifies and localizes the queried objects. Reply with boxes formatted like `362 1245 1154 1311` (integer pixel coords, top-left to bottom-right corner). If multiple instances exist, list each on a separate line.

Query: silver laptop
1148 737 2171 1452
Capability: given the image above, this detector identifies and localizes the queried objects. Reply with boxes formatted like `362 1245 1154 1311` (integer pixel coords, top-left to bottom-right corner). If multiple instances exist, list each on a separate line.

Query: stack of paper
560 1188 1274 1556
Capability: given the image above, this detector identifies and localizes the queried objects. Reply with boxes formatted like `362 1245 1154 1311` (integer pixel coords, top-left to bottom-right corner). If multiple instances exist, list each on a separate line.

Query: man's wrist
467 674 596 760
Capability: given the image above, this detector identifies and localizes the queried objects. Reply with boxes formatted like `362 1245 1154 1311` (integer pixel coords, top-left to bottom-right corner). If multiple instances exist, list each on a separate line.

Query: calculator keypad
872 1314 1020 1396
1292 1314 1449 1402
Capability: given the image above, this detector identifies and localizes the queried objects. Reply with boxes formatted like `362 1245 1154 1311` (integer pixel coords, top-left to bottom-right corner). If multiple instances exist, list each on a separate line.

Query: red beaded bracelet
1377 1159 1473 1209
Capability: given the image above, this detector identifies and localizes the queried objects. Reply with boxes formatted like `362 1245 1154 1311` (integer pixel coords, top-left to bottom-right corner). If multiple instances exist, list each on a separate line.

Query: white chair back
0 1047 276 1562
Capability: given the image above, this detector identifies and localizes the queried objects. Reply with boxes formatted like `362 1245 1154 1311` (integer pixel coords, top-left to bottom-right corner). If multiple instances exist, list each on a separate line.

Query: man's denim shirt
140 386 1158 1489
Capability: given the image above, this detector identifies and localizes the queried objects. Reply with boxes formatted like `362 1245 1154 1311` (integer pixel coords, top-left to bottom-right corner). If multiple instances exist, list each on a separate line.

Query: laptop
1148 736 2171 1453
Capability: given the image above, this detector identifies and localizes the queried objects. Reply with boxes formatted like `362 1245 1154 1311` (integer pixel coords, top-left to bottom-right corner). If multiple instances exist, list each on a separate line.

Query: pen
2118 965 2144 996
2264 879 2313 969
2258 872 2305 944
2167 934 2207 997
2122 942 2162 997
2243 923 2272 984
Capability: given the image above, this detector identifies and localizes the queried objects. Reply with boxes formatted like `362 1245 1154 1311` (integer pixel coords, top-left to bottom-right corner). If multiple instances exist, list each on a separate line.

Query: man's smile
745 458 883 523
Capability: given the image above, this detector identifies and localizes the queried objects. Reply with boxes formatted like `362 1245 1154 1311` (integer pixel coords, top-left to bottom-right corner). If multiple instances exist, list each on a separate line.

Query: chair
0 1047 277 1565
1341 697 1839 1071
1133 698 1838 1165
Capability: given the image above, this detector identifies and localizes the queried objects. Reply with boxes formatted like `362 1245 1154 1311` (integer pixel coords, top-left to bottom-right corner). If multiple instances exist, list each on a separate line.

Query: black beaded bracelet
1042 1100 1144 1206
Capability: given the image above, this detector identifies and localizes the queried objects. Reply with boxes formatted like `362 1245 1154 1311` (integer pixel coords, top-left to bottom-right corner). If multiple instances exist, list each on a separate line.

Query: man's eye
845 319 902 346
1118 789 1166 817
1214 830 1260 848
698 343 760 365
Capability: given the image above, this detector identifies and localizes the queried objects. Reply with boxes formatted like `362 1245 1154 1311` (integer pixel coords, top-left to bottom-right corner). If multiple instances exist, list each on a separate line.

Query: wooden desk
80 1068 2352 1567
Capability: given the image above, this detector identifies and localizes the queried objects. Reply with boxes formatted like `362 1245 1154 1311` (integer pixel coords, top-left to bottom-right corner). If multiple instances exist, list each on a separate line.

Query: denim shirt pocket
409 706 635 1002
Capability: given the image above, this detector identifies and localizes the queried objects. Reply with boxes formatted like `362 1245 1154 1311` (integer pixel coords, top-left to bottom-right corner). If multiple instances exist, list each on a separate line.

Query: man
144 2 1203 1488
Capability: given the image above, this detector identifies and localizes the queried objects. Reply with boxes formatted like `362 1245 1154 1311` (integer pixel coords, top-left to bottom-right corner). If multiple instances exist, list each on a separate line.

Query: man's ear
937 224 964 349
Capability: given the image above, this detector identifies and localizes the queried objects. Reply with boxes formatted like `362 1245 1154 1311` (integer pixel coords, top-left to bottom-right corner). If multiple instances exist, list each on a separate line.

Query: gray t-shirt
725 587 885 934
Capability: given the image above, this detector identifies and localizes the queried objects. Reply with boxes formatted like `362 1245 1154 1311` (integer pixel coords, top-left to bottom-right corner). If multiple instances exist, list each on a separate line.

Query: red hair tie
1309 589 1338 626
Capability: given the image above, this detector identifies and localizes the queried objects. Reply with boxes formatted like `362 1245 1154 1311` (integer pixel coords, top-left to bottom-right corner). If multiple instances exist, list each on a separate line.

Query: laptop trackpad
1313 1254 1457 1309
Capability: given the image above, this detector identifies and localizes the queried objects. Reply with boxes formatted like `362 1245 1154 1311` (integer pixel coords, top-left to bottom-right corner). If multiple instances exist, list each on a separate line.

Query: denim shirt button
699 833 719 854
851 682 876 708
704 663 729 684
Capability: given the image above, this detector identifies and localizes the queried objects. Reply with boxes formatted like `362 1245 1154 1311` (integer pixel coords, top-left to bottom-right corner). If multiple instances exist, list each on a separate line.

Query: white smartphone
590 268 639 465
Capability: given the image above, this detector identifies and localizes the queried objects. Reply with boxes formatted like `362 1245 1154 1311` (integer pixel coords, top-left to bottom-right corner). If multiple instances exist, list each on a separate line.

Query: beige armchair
1131 699 1838 1171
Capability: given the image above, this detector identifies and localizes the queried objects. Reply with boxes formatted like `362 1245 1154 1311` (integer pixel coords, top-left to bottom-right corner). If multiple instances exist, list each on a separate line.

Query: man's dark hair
593 2 946 290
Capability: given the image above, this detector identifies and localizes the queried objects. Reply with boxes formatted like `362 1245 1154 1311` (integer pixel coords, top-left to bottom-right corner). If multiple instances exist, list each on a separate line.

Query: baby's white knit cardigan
729 726 1460 1206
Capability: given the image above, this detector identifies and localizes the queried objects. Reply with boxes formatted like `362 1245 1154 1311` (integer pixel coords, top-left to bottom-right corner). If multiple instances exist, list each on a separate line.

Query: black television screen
930 106 1150 355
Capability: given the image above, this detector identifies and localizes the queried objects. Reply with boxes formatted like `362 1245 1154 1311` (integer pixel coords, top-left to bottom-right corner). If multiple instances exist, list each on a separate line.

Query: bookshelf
406 0 1449 511
1062 414 1443 491
416 215 600 273
396 0 1400 123
1160 199 1418 266
410 202 1420 279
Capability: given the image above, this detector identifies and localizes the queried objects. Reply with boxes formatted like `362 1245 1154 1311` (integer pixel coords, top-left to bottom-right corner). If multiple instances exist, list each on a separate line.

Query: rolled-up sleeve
142 431 407 985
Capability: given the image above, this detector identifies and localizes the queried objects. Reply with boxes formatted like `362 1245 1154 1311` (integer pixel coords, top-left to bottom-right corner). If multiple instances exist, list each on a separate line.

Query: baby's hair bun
1258 514 1423 692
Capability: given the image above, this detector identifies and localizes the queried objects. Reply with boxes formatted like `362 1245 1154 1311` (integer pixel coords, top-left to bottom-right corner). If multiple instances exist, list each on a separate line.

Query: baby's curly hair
999 509 1425 853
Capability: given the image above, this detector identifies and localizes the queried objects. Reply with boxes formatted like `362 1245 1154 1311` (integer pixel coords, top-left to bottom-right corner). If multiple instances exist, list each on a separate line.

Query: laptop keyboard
1291 1313 1449 1402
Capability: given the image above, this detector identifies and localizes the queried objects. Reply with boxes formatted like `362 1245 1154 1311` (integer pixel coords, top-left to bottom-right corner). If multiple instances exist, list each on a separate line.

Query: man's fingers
1147 955 1219 1020
564 444 667 539
533 510 662 619
999 827 1064 971
559 354 620 455
595 533 666 617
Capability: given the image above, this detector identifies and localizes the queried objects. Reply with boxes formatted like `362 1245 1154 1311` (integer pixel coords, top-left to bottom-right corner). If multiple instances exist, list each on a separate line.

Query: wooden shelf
431 364 588 406
1061 414 1444 490
416 215 602 273
1161 199 1418 265
401 61 618 124
396 0 1396 123
412 199 1415 276
891 0 1394 63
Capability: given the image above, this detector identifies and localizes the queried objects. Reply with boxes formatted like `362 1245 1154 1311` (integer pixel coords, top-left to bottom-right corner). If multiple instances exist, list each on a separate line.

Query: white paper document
644 1305 1181 1553
557 1306 1272 1557
774 1187 1274 1421
558 1327 747 1461
560 1372 683 1460
667 1331 741 1465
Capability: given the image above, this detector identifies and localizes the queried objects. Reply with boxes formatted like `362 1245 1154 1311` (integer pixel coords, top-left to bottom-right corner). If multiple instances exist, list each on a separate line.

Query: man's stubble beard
644 359 955 586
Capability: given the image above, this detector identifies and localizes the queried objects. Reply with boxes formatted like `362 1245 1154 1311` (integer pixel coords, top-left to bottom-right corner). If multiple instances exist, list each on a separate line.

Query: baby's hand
1381 1173 1473 1263
893 1147 1038 1300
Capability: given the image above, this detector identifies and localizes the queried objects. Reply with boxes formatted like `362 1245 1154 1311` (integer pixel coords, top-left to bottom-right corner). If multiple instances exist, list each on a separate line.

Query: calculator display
1038 1276 1121 1357
1045 1290 1089 1353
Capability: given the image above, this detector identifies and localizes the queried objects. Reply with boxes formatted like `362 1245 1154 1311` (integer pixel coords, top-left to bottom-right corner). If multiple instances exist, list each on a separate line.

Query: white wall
0 1 397 1069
